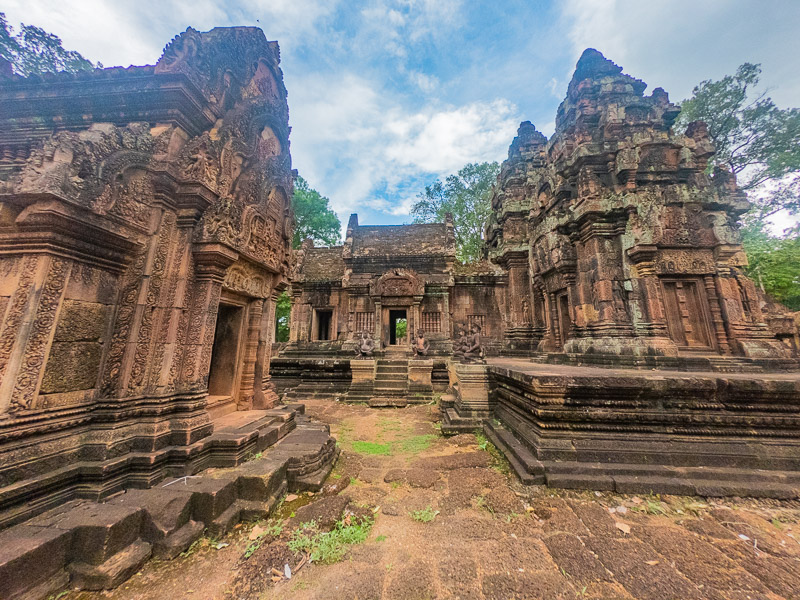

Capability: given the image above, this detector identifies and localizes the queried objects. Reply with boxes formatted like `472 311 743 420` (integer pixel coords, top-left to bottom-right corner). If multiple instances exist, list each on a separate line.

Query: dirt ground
65 399 800 600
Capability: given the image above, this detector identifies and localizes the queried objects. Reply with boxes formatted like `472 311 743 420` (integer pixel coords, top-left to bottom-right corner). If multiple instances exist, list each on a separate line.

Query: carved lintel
626 244 658 264
193 242 237 282
0 197 142 272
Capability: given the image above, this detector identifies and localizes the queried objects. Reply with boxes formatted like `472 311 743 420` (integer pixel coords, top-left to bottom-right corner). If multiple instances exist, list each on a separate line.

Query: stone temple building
275 49 800 497
0 27 337 599
1 29 800 599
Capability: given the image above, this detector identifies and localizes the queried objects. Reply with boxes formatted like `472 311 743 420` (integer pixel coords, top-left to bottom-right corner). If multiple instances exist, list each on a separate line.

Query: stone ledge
0 411 337 600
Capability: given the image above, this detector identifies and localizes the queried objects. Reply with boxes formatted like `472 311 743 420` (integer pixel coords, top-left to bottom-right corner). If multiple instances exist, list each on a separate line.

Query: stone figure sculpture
453 324 469 356
354 331 375 358
412 329 430 357
463 323 485 363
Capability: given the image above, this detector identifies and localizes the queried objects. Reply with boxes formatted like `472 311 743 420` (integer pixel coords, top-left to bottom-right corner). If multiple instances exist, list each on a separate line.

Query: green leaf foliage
675 63 800 223
0 13 99 76
740 224 800 310
292 176 341 249
274 291 291 342
411 162 500 263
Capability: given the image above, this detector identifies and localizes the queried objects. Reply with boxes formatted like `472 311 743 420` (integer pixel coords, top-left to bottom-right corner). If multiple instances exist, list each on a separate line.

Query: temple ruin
0 25 799 600
275 49 800 498
0 27 336 599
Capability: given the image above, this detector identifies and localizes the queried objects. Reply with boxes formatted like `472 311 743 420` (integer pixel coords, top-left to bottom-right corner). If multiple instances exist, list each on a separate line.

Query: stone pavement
61 400 800 600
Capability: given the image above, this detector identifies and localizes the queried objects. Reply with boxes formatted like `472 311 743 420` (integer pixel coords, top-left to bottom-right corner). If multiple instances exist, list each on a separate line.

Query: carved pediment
373 268 424 298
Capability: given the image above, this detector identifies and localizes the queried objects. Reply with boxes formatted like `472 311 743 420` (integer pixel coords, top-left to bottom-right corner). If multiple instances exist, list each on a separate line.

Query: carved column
238 298 263 409
703 274 730 354
255 287 279 408
0 255 72 413
181 243 236 390
625 244 678 357
373 300 382 345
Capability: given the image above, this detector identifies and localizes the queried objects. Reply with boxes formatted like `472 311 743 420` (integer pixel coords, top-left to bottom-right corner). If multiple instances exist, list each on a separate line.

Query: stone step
484 421 545 485
542 462 800 498
0 412 338 600
441 408 482 435
369 397 409 408
375 380 407 388
68 539 152 591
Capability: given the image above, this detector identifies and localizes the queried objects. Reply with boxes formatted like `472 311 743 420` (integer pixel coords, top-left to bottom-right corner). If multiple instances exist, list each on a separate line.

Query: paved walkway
67 400 800 600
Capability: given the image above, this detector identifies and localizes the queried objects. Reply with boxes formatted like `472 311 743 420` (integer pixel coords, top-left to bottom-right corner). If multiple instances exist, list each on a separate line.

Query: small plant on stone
475 431 490 450
409 506 439 523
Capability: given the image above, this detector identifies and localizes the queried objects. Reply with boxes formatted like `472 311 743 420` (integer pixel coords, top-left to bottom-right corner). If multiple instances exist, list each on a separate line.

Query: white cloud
289 72 520 218
1 0 339 66
559 0 800 107
409 71 439 94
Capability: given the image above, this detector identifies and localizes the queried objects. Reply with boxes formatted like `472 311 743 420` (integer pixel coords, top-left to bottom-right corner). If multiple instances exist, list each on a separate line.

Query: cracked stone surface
63 400 800 600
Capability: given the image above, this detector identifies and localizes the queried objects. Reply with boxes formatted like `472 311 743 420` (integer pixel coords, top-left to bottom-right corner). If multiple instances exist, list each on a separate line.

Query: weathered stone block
40 342 102 393
0 524 71 600
53 299 108 341
350 359 376 383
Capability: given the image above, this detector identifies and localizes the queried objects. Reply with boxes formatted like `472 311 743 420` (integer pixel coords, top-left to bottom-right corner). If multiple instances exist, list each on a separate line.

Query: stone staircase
367 359 410 407
0 408 338 600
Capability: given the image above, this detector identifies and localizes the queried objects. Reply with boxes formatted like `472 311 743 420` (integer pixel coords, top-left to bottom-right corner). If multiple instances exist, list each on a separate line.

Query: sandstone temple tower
0 27 315 526
485 49 793 359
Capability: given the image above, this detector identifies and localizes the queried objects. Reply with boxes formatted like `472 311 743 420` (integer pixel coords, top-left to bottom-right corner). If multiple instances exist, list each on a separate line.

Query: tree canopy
0 13 99 76
291 176 341 249
675 63 800 225
676 63 800 310
411 162 499 263
740 225 800 310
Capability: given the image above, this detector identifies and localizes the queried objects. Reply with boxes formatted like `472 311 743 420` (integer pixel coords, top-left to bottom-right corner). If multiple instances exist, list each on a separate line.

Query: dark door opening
316 309 332 341
208 303 244 397
389 309 407 345
556 292 571 347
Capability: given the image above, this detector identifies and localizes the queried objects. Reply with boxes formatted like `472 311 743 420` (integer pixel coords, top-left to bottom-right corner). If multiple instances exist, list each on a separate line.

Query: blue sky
4 1 800 229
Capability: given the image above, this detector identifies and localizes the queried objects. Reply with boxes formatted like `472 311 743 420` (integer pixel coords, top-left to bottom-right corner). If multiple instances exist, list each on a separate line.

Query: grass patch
474 429 510 475
375 535 387 542
396 434 436 454
378 418 403 432
632 495 668 516
288 516 373 564
351 441 393 455
409 506 439 523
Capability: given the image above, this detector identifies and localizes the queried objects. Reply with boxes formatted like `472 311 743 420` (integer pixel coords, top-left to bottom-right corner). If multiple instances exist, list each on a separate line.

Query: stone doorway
661 277 715 351
388 309 408 346
315 309 333 341
207 302 247 416
556 292 571 347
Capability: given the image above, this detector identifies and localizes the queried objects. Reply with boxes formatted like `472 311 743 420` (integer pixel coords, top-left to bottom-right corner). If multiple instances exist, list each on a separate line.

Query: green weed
409 506 439 523
288 516 373 564
375 535 387 542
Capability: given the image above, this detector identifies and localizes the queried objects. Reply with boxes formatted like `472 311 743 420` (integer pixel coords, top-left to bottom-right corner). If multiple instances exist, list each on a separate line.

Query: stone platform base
0 412 337 600
485 359 800 498
440 361 492 435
